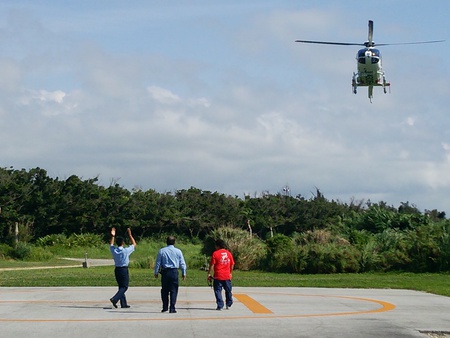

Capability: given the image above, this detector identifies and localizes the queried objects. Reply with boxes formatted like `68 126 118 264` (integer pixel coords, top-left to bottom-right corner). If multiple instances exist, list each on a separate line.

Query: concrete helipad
0 286 449 337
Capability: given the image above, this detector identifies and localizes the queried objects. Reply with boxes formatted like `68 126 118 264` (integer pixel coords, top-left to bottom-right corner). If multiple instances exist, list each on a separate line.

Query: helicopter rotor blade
375 40 445 46
296 19 444 48
295 39 444 47
295 40 363 46
368 20 374 46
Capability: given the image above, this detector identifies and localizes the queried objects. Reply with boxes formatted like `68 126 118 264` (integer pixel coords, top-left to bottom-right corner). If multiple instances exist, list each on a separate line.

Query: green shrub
375 229 411 271
406 222 450 272
187 253 208 270
36 234 68 247
295 244 309 273
303 243 359 274
27 246 54 261
346 229 373 248
67 233 104 248
265 234 298 272
437 222 450 271
203 226 266 271
0 243 13 259
11 242 33 260
130 257 154 269
294 229 360 274
358 239 383 272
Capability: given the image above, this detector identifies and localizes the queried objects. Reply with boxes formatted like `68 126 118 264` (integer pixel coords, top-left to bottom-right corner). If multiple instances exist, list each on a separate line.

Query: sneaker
216 307 222 311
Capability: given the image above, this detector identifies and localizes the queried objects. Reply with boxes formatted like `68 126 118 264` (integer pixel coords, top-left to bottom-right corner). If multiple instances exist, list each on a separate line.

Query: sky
1 1 449 213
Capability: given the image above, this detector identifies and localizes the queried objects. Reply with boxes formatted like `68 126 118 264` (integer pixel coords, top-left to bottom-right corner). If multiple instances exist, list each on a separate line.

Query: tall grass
2 223 449 277
204 227 266 270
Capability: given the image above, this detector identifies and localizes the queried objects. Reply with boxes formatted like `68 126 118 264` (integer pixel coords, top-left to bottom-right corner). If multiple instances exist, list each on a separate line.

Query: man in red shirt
208 239 235 310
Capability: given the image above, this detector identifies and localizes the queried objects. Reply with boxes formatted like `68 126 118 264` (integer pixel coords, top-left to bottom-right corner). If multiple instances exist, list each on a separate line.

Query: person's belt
161 267 178 271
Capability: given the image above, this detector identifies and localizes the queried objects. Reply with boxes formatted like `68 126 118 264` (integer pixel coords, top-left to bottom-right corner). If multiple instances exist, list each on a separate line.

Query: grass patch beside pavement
0 266 448 297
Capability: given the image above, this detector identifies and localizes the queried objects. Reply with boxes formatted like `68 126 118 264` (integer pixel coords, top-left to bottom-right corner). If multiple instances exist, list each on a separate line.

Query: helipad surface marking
234 293 273 313
0 289 396 322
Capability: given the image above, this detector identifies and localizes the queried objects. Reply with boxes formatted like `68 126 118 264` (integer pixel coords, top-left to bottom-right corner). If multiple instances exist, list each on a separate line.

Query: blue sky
1 1 449 213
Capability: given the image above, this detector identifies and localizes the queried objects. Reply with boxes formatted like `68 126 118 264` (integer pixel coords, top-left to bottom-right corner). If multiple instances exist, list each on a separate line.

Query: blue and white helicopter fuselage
352 47 390 102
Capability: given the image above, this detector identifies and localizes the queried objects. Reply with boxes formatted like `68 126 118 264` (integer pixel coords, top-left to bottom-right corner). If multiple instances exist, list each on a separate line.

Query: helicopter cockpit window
357 49 381 64
357 50 366 64
371 49 381 64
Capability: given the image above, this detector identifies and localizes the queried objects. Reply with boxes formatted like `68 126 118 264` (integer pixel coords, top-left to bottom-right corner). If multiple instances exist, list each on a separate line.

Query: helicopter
295 20 444 102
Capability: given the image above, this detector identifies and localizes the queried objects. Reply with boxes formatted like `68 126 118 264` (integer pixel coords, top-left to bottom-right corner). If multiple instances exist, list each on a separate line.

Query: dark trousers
112 267 129 307
161 268 179 311
213 279 233 309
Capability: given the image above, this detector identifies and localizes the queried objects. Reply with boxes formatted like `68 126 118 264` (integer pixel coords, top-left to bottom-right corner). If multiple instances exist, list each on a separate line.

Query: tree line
1 167 449 273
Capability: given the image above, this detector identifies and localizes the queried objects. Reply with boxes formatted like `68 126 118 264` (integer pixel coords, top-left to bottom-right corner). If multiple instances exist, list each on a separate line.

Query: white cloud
187 97 210 108
147 85 181 105
405 117 416 126
33 89 66 103
0 58 22 92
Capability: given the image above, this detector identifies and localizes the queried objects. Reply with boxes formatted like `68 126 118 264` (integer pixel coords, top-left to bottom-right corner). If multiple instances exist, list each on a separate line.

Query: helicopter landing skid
382 77 391 94
352 73 391 99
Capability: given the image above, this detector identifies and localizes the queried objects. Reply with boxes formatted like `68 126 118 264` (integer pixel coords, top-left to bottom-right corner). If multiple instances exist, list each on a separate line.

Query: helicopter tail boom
368 86 373 102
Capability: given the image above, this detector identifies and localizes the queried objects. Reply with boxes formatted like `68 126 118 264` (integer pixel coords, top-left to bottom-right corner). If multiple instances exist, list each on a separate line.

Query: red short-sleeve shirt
210 248 235 280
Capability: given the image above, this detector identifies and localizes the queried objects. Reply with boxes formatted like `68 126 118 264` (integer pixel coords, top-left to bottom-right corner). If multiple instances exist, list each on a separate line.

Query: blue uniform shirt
154 245 187 276
110 244 135 267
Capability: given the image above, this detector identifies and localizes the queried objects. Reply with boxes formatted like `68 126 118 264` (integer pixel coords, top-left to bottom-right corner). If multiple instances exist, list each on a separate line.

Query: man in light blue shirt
109 227 136 309
154 236 186 313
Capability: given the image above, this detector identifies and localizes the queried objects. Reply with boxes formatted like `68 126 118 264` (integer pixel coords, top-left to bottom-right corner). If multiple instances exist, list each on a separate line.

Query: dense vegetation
1 167 449 273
